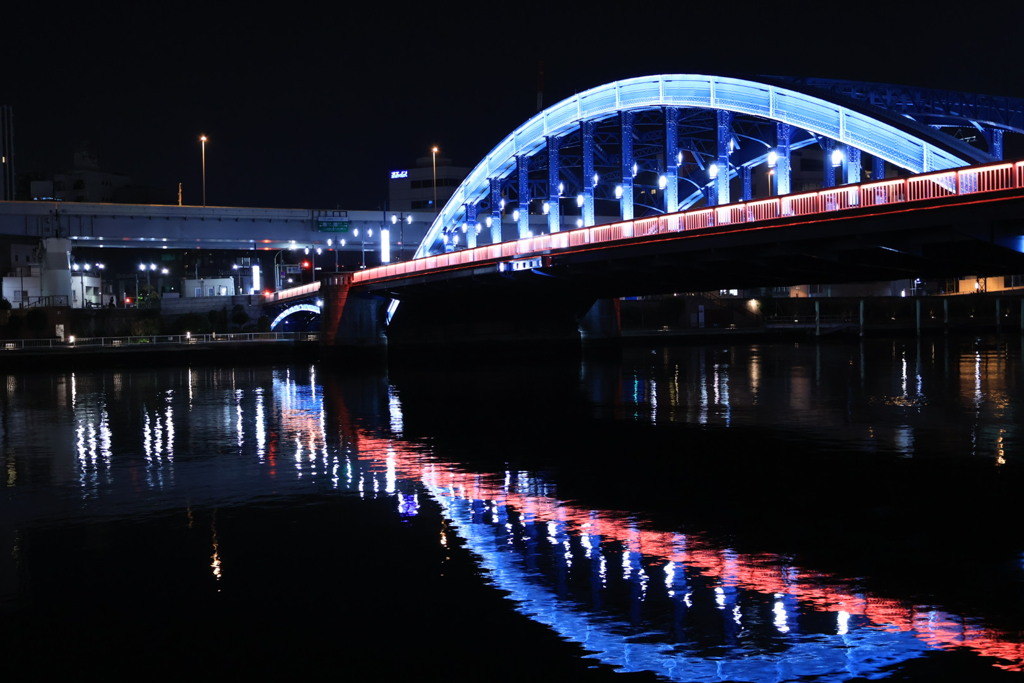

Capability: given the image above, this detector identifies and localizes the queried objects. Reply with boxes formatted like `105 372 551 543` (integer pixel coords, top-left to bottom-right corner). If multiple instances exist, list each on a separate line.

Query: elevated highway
0 201 434 254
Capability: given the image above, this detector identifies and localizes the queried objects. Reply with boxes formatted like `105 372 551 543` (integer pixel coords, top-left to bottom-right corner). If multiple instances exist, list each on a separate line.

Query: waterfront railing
2 331 319 351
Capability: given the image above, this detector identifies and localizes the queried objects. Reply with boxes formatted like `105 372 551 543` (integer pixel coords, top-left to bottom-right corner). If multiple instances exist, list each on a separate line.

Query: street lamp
390 213 413 261
431 146 439 212
273 246 295 291
302 246 322 283
353 228 373 268
72 263 86 308
199 134 208 207
327 239 340 272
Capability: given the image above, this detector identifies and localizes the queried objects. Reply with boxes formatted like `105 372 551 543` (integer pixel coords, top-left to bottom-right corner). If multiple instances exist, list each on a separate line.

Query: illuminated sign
317 220 349 233
390 170 408 179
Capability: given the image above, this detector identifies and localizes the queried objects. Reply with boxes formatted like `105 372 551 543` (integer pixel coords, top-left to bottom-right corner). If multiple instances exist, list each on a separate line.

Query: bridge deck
349 161 1024 294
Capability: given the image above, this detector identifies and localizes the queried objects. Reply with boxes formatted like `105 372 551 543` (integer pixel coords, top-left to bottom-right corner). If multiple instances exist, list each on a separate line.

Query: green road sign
317 220 350 232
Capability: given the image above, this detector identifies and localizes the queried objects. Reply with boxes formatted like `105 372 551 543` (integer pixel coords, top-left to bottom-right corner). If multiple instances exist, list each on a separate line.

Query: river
1 334 1022 680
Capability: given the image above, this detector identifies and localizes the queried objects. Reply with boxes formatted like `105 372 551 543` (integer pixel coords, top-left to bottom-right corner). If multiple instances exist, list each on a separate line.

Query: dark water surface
2 335 1023 681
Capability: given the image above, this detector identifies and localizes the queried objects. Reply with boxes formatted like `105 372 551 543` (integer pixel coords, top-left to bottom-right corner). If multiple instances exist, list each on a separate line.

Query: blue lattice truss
419 74 1024 257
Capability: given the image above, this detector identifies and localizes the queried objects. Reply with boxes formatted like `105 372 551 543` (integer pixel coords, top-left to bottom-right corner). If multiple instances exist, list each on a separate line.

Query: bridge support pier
384 286 591 356
320 274 388 356
579 298 622 343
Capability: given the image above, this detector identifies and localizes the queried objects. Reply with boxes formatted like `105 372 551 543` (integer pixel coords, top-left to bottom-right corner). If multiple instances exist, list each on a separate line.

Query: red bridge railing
346 160 1024 286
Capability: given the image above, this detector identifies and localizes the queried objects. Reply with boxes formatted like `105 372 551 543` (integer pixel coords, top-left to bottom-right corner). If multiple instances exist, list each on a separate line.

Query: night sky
5 3 1024 211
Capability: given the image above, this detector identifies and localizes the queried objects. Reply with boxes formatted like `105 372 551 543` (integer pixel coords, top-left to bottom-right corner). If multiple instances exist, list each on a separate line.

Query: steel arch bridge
418 73 1024 257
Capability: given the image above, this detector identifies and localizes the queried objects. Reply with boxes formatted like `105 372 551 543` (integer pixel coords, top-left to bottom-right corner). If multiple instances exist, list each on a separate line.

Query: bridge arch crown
418 73 983 257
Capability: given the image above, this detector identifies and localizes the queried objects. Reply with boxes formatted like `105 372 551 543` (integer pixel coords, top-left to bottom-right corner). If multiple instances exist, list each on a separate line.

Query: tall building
388 154 468 212
0 106 14 201
30 144 131 203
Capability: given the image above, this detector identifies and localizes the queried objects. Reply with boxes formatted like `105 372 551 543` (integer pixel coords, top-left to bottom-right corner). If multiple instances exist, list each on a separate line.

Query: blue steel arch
270 303 320 330
418 74 977 257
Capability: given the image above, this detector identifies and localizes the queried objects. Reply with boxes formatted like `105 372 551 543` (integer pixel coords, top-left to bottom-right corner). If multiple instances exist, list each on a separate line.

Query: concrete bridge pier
579 298 622 343
382 285 592 355
320 274 388 356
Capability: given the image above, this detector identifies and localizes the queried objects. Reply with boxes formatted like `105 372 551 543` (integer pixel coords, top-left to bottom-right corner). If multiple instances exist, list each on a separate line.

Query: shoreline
1 321 1020 371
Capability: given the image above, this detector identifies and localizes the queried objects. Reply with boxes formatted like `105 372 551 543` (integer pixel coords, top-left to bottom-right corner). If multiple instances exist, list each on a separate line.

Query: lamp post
72 264 85 308
200 134 208 207
431 146 439 212
353 228 373 268
390 213 413 261
327 239 340 272
139 262 156 289
273 248 287 291
303 246 321 283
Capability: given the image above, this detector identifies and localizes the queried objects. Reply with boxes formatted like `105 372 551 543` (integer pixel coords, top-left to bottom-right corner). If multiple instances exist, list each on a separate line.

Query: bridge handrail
264 280 321 303
349 160 1024 286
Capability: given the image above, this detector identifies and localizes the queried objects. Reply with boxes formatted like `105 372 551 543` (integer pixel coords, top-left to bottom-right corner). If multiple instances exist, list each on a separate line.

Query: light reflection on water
1 336 1023 680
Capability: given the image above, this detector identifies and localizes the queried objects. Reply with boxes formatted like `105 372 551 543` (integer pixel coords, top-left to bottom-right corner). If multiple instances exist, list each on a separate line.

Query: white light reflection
388 386 404 435
547 520 560 545
235 389 244 448
773 594 790 633
386 450 396 493
838 609 850 635
211 516 222 584
581 530 594 558
76 407 113 497
714 362 731 426
649 378 657 424
255 388 266 461
699 351 709 424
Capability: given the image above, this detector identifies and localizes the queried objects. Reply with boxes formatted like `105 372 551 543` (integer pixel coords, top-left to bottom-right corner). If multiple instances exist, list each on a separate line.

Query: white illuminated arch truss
418 74 972 257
